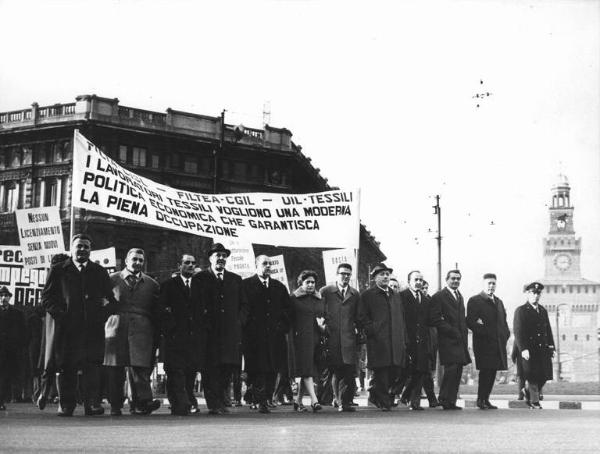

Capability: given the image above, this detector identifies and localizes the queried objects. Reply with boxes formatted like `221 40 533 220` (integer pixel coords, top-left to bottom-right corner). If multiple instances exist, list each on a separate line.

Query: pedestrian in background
0 286 26 411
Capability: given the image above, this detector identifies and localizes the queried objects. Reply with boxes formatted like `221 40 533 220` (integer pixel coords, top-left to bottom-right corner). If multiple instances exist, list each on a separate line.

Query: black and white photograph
0 0 599 452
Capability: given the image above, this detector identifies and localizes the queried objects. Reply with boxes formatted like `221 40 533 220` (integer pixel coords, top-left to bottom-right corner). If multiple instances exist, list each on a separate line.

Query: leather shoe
0 404 6 411
207 408 220 415
428 400 439 408
110 408 122 416
189 405 200 414
258 404 271 414
84 406 105 416
57 407 74 417
36 394 47 411
233 400 243 407
441 402 462 410
219 406 230 414
135 399 161 415
476 399 487 410
485 400 498 409
409 405 424 411
339 405 356 412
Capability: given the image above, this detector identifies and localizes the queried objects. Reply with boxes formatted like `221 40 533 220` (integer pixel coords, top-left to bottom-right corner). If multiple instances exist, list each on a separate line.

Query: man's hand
476 318 484 325
521 349 530 361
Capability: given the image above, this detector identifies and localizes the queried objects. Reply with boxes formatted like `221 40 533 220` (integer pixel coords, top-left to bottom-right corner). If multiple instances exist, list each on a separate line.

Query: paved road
2 403 599 453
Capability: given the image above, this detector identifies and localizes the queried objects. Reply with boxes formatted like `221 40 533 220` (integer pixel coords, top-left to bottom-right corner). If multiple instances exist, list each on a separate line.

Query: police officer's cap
524 281 544 294
0 286 13 296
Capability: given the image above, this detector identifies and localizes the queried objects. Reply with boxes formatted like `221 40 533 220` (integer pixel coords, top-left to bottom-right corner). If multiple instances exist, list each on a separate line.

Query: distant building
534 174 599 382
0 95 385 289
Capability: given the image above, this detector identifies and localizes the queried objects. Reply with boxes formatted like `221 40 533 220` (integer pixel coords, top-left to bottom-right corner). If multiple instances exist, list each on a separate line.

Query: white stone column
39 178 46 207
0 183 5 212
13 182 20 211
56 177 63 208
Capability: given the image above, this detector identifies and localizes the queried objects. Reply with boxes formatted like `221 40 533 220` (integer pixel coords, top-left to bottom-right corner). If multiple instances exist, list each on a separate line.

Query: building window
119 145 128 163
132 147 147 167
10 148 21 167
6 185 18 212
184 157 198 174
574 334 578 341
562 334 566 341
587 335 590 341
46 180 58 206
22 146 32 165
151 154 160 169
170 153 180 169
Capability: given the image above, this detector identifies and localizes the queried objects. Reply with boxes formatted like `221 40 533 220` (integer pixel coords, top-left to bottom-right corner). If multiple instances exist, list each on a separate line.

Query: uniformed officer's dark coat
466 292 510 370
513 302 554 383
242 275 291 374
197 269 248 367
41 258 116 370
159 275 207 371
357 286 407 369
400 288 434 372
429 288 471 366
320 284 359 367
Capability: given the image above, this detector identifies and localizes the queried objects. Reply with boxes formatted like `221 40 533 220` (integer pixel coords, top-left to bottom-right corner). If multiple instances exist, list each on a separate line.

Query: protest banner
90 246 117 274
268 254 290 292
15 206 66 269
222 238 256 278
72 131 359 249
322 248 358 288
0 245 46 305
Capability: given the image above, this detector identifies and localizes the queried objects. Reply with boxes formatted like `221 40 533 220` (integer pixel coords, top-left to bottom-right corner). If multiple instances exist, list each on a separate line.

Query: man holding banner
41 234 116 416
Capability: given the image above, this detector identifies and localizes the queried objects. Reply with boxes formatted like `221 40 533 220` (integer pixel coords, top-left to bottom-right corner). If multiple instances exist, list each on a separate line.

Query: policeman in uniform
512 282 555 409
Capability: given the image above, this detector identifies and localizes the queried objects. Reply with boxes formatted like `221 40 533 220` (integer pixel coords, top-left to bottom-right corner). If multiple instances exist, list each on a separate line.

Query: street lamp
555 302 569 381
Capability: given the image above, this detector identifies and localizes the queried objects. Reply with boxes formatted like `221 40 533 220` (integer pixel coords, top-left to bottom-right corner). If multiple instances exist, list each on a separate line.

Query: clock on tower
544 174 581 279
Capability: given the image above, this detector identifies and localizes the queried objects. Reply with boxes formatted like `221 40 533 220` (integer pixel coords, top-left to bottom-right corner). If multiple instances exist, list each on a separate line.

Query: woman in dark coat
290 270 324 412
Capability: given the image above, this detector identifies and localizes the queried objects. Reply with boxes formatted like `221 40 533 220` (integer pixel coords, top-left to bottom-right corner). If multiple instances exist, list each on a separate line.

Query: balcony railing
118 106 166 125
38 103 76 118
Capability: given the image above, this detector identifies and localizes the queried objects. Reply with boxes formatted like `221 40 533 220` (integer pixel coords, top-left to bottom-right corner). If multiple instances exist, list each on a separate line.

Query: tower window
562 334 566 341
574 334 578 341
132 147 147 167
587 335 590 341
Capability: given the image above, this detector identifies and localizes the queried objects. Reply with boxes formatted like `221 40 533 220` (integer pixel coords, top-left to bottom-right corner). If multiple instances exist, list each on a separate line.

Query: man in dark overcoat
41 234 116 416
429 269 471 410
513 282 555 409
159 254 207 415
104 248 161 416
358 263 407 411
319 263 359 412
0 286 26 410
197 243 248 414
399 270 434 411
242 255 291 413
466 273 510 409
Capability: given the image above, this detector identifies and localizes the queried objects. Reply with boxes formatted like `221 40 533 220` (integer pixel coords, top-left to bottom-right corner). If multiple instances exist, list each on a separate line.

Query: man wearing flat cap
0 286 26 411
466 273 510 410
357 263 407 411
513 282 555 409
429 269 471 410
196 243 248 414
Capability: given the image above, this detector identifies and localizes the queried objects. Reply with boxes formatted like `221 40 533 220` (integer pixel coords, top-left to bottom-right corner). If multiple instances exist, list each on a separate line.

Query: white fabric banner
322 248 358 288
90 246 117 268
15 206 66 269
267 254 290 292
72 131 360 248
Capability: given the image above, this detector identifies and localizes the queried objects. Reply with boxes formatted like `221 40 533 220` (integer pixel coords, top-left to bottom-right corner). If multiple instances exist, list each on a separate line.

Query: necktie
217 273 223 281
341 288 346 298
416 291 421 304
127 275 137 287
78 264 85 273
185 278 191 296
454 290 459 300
263 279 268 288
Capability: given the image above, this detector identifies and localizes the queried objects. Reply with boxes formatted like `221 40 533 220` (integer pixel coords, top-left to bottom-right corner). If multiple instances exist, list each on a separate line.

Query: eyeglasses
182 261 196 265
338 272 352 276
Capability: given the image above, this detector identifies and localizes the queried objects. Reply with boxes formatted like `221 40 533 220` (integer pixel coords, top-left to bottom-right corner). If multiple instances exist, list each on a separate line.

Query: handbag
314 299 331 366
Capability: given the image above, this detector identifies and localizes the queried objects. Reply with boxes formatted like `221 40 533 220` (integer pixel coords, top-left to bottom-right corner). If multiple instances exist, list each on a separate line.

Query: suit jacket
41 258 115 370
320 284 359 367
429 287 471 366
466 292 510 370
103 271 160 368
197 268 248 367
400 288 434 372
513 302 554 382
159 274 207 371
242 275 291 373
358 286 407 369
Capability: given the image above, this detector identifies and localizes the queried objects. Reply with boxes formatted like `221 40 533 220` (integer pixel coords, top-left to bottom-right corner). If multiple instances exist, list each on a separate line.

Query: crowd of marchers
0 234 556 415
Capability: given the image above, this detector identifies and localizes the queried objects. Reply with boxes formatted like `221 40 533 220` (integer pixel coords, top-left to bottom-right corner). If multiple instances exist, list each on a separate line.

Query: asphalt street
1 403 599 453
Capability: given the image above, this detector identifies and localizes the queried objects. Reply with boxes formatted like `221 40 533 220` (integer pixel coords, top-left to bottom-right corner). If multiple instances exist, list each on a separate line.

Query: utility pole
213 109 226 194
433 195 442 291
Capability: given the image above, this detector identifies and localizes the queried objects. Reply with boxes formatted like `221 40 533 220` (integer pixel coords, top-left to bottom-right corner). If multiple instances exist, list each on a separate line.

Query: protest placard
0 245 47 305
267 254 290 292
322 248 358 288
72 131 360 249
90 246 117 274
222 239 256 278
15 206 66 269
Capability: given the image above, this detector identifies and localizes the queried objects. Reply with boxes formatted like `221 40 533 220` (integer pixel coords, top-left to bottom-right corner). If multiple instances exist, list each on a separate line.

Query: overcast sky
1 0 599 314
